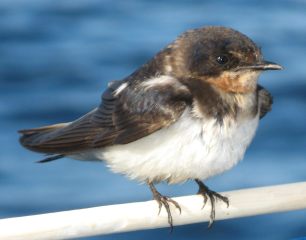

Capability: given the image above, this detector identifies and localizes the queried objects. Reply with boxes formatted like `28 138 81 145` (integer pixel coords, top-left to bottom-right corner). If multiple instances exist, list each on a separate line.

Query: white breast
87 109 259 184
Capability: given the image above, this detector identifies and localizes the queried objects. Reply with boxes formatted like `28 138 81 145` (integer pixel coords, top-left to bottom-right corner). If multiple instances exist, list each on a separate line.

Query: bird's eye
216 55 229 65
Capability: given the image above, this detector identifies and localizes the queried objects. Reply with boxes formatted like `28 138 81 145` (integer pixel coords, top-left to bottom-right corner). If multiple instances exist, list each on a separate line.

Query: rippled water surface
0 1 306 239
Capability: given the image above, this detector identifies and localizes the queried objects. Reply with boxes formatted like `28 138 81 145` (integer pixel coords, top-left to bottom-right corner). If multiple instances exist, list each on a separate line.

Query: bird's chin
206 70 260 94
236 69 261 83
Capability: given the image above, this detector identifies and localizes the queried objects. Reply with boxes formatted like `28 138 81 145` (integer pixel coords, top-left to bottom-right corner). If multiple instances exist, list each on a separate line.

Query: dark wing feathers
20 80 272 156
257 85 273 119
19 114 100 153
97 80 190 145
19 79 191 155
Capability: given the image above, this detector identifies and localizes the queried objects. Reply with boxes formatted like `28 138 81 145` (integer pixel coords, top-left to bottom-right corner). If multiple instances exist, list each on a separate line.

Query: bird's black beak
236 60 283 71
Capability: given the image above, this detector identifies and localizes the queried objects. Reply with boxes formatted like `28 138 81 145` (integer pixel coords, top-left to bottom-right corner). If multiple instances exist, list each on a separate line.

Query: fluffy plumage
19 26 277 185
19 26 282 228
93 106 259 184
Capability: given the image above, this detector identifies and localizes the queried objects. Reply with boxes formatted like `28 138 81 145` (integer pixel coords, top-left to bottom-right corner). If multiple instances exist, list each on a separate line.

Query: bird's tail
19 123 69 163
36 154 65 163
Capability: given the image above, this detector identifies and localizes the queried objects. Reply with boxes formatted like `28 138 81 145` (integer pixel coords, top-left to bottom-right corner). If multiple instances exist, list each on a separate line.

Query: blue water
0 0 306 239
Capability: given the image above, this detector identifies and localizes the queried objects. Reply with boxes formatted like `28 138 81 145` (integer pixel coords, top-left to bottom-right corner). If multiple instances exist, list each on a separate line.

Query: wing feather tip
36 154 65 163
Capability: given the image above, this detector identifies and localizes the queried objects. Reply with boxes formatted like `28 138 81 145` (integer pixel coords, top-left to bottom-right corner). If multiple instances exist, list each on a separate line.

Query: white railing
1 182 306 240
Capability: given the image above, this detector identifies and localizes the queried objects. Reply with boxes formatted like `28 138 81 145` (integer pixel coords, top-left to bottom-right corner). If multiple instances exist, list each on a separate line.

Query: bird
19 26 282 229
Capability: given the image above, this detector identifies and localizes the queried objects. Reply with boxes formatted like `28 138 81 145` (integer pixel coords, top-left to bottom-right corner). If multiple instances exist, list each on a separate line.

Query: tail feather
19 122 70 154
36 154 65 163
18 123 69 135
19 110 97 156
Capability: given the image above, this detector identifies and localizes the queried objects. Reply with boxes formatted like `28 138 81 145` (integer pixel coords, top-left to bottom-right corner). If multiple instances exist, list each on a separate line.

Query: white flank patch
113 82 128 96
141 75 188 92
141 75 177 89
164 55 173 73
165 65 172 73
82 108 259 184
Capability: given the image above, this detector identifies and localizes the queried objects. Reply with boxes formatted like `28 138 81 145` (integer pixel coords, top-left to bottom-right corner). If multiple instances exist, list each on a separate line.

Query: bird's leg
147 181 181 231
195 179 229 228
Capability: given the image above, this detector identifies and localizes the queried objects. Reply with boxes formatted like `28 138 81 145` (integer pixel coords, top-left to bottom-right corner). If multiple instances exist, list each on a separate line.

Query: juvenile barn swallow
19 26 282 228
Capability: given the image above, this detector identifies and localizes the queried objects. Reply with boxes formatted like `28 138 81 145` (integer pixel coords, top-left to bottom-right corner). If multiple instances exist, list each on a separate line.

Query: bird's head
163 26 282 93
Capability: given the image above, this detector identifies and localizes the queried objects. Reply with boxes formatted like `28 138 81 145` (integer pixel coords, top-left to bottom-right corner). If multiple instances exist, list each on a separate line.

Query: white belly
80 110 259 184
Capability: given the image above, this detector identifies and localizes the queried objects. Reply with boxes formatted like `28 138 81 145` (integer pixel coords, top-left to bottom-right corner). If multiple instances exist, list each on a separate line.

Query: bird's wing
19 78 192 154
257 84 273 119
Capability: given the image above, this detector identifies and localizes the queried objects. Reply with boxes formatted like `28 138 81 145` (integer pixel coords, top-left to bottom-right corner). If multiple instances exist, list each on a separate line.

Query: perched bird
19 26 282 228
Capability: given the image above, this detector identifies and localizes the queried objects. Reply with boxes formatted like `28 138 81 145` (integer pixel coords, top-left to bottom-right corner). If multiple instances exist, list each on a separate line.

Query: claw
195 179 229 228
148 182 181 231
